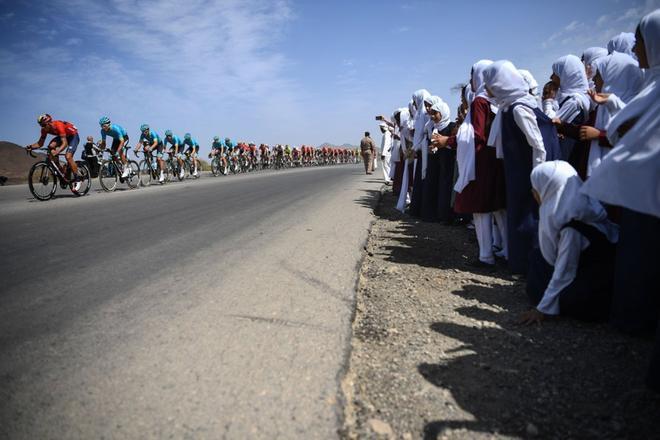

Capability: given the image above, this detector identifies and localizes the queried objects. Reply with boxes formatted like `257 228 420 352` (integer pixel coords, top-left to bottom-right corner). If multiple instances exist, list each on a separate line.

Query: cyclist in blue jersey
182 133 200 177
163 130 185 179
135 124 166 182
99 116 130 178
210 136 227 168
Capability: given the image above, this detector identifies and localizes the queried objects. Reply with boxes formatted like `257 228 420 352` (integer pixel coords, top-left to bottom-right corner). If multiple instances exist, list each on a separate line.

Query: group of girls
377 9 659 391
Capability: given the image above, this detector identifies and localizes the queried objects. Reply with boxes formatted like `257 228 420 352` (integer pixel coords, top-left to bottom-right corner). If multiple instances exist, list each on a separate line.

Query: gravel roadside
341 187 660 439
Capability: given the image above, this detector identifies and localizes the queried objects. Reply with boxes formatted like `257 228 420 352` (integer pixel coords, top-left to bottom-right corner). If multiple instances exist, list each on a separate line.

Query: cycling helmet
140 123 149 132
213 136 219 141
165 130 173 136
99 116 111 126
225 137 230 143
184 133 192 140
37 114 52 125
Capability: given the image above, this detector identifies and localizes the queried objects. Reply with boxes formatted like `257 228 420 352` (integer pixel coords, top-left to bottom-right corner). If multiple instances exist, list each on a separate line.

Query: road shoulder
342 188 659 439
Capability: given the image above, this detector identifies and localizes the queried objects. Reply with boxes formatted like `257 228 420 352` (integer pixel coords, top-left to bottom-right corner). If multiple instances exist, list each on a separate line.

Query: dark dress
448 97 506 214
502 103 561 275
421 122 456 222
557 108 596 180
610 208 660 334
408 151 424 217
392 152 404 197
526 220 616 321
557 96 587 167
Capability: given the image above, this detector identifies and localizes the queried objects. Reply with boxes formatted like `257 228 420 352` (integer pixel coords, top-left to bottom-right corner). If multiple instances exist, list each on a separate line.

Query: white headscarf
455 60 493 193
483 60 539 158
431 98 451 132
518 69 539 96
389 109 403 163
607 32 637 58
411 89 431 181
587 52 644 175
582 9 660 217
552 54 591 119
424 97 451 150
582 47 608 80
421 95 441 176
531 161 618 265
423 95 442 138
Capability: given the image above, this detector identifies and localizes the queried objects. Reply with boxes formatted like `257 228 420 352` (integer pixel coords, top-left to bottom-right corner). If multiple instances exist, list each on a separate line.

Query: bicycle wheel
211 158 219 176
99 161 118 192
72 162 91 196
126 160 140 189
138 160 152 187
160 164 169 184
28 162 56 201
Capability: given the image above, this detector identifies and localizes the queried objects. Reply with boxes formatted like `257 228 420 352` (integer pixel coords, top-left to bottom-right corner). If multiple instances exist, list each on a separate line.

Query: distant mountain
0 141 46 185
318 142 357 149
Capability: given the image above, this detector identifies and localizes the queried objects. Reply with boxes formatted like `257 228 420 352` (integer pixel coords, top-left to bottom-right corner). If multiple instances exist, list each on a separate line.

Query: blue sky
1 0 658 157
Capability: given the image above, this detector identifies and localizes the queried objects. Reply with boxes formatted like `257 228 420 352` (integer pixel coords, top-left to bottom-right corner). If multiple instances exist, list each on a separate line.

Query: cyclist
163 130 185 179
99 116 130 178
28 113 81 189
210 136 227 169
258 143 269 166
182 133 200 177
135 124 165 182
224 137 235 154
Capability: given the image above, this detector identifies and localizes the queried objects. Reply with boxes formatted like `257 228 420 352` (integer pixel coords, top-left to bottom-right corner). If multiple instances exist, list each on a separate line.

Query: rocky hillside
0 141 46 185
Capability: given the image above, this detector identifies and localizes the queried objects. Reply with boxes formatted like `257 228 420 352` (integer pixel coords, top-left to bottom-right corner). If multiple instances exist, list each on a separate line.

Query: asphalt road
0 166 382 439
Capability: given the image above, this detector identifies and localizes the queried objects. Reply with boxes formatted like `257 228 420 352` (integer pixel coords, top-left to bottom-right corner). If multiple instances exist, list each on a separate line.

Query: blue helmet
140 124 149 132
165 130 173 137
213 135 219 141
184 133 192 140
99 116 111 126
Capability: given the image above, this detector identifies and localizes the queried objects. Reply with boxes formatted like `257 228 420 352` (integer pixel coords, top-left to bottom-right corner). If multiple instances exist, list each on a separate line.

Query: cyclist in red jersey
29 114 80 180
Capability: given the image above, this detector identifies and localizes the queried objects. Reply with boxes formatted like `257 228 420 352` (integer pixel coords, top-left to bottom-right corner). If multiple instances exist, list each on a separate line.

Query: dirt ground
341 188 660 440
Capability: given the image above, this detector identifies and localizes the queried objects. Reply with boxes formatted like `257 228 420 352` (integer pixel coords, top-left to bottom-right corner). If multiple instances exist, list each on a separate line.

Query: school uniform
552 55 591 164
448 60 507 265
408 89 431 217
485 61 561 274
581 11 660 358
526 161 618 320
421 98 456 222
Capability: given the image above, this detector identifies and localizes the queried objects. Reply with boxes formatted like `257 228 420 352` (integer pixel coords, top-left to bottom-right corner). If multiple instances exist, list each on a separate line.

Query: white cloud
1 0 311 147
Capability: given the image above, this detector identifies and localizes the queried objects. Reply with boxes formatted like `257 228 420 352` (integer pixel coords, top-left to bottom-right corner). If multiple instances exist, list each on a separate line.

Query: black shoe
468 259 496 271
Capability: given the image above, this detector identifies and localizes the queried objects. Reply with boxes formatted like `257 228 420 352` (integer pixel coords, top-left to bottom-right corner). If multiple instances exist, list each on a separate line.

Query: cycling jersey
164 135 182 149
101 124 127 142
224 140 235 151
40 120 78 139
212 140 224 150
139 130 162 146
182 137 199 150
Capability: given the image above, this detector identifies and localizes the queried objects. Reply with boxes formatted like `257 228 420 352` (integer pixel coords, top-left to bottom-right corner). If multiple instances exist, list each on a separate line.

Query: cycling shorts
51 133 80 154
110 135 129 155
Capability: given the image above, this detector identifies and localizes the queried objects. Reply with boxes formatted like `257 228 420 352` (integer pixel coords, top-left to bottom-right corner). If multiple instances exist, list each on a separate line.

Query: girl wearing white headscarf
607 32 637 59
577 52 643 177
581 47 609 89
518 69 540 98
395 101 417 211
434 60 506 267
521 161 618 325
484 60 562 274
378 122 393 183
407 89 432 217
550 55 595 178
423 97 456 222
581 11 660 379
